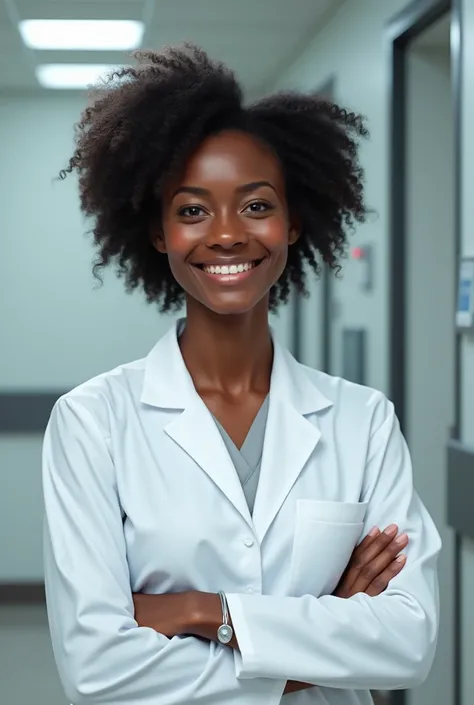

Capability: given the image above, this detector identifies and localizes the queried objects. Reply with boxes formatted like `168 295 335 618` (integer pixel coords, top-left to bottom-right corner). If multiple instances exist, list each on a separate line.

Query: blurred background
1 0 473 704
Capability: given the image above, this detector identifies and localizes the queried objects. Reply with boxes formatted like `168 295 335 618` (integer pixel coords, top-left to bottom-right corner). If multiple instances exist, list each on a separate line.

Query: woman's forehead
178 130 284 187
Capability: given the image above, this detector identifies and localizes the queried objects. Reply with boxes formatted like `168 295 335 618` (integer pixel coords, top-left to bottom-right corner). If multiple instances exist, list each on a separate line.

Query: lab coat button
245 585 254 593
243 537 254 548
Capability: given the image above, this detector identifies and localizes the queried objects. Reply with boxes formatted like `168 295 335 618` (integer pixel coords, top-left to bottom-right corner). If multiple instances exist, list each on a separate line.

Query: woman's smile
191 257 268 286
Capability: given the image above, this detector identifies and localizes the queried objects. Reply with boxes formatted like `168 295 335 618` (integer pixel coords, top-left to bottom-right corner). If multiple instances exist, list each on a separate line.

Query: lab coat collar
141 319 198 410
141 318 333 541
140 317 332 416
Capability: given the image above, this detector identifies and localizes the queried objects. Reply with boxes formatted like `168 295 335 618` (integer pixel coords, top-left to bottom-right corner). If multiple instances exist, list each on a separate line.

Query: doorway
387 1 462 705
292 78 335 372
405 12 455 705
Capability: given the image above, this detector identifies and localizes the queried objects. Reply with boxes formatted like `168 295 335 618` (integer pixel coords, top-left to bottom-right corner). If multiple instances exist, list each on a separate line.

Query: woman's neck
179 298 273 396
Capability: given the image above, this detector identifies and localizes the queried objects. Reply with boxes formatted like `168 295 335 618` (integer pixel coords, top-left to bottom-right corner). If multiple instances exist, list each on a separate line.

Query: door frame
386 1 463 705
292 76 335 372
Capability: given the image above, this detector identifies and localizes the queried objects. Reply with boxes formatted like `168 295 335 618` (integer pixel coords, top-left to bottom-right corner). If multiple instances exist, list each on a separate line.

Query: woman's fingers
338 525 408 595
338 525 396 593
332 530 379 597
333 524 410 599
337 527 381 585
365 554 407 597
348 528 409 594
355 526 382 552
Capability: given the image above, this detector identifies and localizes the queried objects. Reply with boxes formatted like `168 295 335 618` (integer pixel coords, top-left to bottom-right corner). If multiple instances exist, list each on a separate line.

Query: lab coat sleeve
226 394 441 691
42 397 286 705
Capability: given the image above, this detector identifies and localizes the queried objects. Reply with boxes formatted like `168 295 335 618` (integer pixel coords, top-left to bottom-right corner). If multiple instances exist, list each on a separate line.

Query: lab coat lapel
164 398 253 528
252 342 333 544
140 320 253 529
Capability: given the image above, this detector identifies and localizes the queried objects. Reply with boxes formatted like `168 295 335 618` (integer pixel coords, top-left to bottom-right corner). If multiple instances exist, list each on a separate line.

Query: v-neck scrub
212 396 269 515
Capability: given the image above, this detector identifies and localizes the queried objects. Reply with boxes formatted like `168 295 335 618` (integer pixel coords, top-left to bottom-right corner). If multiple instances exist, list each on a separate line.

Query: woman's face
156 130 297 316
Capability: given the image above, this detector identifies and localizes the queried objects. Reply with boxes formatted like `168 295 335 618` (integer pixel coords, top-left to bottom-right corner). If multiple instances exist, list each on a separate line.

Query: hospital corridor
1 1 474 704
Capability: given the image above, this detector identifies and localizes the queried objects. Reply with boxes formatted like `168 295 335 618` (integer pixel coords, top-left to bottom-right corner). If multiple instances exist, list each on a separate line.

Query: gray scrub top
212 396 269 514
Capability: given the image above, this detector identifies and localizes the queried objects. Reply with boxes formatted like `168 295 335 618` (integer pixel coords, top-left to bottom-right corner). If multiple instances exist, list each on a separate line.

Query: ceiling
0 0 343 94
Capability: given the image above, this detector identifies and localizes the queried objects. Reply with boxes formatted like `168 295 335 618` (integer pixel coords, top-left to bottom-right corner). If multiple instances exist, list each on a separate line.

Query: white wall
0 94 181 582
268 0 412 395
0 94 181 394
460 2 474 703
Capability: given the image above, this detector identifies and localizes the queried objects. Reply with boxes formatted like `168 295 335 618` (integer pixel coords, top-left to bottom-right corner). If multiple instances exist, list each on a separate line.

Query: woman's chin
200 292 268 316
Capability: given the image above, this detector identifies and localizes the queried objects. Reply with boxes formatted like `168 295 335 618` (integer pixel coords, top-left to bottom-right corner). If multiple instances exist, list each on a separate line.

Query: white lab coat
42 319 441 705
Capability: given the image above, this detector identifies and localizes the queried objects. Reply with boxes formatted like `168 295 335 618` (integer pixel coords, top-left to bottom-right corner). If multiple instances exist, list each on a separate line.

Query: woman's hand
334 524 408 598
284 525 408 696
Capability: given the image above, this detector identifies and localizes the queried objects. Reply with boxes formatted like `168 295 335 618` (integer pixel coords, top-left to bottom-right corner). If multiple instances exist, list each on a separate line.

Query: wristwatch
217 591 234 644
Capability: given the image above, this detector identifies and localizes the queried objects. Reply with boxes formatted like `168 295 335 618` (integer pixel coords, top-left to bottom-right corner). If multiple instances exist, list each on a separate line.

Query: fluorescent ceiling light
36 64 119 89
19 19 144 51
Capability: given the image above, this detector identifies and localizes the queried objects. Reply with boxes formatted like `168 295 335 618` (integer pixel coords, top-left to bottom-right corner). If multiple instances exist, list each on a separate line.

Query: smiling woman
156 131 297 316
43 43 441 705
59 43 368 312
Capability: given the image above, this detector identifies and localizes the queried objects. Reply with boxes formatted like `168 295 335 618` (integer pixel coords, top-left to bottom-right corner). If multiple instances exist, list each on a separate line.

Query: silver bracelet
217 591 233 644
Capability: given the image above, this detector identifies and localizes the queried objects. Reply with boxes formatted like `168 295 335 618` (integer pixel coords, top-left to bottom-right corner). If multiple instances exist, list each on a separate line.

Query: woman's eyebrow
172 186 209 198
236 181 276 194
172 181 276 199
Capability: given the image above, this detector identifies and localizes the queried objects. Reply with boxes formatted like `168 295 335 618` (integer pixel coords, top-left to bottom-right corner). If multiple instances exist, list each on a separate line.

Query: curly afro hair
61 43 369 312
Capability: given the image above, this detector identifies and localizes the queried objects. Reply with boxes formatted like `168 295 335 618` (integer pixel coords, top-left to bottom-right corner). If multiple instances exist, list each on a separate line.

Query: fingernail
396 555 406 563
384 524 398 535
369 527 380 537
395 533 408 545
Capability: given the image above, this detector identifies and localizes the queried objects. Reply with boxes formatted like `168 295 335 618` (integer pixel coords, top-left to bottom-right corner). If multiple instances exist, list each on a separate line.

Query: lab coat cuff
226 593 267 681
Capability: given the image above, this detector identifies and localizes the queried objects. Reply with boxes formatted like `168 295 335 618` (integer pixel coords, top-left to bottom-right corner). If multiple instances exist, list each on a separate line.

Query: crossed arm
133 525 408 696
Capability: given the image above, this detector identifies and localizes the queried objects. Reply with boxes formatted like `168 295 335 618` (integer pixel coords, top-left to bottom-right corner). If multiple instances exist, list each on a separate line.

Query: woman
43 45 441 704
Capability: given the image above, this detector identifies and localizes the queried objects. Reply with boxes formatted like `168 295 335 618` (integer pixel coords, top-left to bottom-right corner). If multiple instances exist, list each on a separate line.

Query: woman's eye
179 205 205 218
244 201 273 214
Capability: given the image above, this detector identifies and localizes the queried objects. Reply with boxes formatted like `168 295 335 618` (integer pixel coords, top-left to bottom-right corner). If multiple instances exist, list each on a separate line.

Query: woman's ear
288 215 300 246
288 227 299 246
154 234 167 254
150 221 167 254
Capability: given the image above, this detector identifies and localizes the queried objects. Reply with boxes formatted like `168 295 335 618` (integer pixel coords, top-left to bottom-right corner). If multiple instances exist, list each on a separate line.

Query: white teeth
202 261 255 275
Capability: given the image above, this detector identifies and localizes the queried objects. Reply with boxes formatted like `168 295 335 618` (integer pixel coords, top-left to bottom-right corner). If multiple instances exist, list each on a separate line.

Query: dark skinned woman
42 44 440 705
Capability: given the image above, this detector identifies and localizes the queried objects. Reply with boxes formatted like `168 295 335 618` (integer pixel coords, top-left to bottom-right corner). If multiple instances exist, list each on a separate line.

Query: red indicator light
352 247 365 260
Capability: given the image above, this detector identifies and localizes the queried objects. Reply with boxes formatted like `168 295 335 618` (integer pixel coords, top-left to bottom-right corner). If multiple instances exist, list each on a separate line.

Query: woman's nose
209 232 247 249
206 216 249 250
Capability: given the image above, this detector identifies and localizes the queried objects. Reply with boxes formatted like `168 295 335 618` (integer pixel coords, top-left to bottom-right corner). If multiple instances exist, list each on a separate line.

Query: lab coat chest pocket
288 500 368 598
